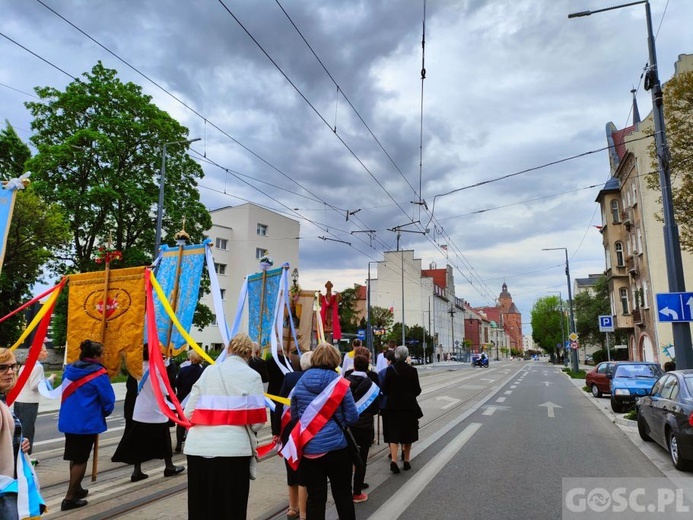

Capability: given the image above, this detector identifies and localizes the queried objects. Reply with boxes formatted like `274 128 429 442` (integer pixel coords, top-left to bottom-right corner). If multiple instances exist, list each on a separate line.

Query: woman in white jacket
184 332 266 520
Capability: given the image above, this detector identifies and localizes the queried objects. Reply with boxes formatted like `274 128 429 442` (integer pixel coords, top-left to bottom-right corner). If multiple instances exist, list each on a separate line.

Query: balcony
627 256 638 276
621 209 633 230
632 308 643 325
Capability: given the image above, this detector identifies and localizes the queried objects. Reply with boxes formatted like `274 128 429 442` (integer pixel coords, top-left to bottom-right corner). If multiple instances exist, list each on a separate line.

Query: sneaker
353 493 369 503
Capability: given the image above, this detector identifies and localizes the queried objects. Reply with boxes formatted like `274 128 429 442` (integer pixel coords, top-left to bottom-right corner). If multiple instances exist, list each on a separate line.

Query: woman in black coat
381 345 422 474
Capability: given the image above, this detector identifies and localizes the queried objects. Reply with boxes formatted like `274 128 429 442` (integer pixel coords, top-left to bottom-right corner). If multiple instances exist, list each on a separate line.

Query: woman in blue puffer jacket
290 342 358 520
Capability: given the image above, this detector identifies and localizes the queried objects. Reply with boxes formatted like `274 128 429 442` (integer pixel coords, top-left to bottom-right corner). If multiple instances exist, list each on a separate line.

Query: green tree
407 324 434 362
646 70 693 250
0 122 71 345
25 62 212 272
368 305 394 351
338 286 359 334
531 295 565 357
574 275 627 348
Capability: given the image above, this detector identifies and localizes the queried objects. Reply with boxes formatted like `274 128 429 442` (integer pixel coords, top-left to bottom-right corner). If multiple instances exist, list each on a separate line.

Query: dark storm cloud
1 0 692 325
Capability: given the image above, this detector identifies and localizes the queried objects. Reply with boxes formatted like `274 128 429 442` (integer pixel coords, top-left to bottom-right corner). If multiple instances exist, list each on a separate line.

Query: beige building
193 203 300 350
368 252 465 359
596 54 693 363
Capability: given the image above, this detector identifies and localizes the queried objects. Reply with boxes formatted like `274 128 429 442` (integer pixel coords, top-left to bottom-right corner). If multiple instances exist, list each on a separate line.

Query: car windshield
614 364 663 379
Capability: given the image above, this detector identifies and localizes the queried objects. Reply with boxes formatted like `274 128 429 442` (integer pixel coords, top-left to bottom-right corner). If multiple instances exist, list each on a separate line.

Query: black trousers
302 448 355 520
351 427 373 494
187 455 251 520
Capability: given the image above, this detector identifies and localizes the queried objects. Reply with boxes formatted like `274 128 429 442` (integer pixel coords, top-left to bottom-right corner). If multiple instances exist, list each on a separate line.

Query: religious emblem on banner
67 266 146 379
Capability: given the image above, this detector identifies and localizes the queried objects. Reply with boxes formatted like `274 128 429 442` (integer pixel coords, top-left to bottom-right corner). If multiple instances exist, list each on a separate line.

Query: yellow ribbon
150 271 292 407
9 285 62 351
149 271 215 365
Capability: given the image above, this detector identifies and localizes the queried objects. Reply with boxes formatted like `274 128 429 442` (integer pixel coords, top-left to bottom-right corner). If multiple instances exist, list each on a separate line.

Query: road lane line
482 406 496 416
504 390 512 395
367 423 483 520
496 397 506 403
510 385 517 389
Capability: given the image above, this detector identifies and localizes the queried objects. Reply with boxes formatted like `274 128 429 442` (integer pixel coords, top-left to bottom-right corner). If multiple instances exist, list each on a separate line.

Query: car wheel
591 384 602 398
668 429 693 471
637 411 652 442
610 396 623 413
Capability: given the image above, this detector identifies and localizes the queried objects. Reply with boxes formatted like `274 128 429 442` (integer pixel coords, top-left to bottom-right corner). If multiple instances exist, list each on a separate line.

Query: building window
256 247 268 259
214 263 227 275
610 200 620 223
615 242 624 267
604 246 611 270
220 289 226 300
257 223 268 236
215 237 228 250
620 288 629 315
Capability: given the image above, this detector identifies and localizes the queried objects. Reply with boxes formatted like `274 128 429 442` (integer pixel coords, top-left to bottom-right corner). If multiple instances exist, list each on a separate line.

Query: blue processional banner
0 184 19 277
247 266 283 348
153 240 208 352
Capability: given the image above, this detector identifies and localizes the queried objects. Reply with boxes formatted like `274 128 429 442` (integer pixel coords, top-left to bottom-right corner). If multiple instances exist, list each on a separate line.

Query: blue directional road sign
656 292 693 322
598 315 614 332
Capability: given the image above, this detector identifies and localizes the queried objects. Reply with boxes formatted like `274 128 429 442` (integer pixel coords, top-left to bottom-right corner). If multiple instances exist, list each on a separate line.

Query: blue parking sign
598 315 614 332
656 293 693 322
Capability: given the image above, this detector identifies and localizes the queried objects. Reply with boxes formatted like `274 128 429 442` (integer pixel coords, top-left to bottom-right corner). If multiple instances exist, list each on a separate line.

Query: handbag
336 415 365 470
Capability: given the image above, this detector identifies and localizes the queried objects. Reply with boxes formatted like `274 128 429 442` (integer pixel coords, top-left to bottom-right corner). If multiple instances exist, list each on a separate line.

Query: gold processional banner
66 266 146 379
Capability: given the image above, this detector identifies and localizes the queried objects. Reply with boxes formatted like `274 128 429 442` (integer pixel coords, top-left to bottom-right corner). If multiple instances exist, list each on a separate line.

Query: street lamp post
154 137 201 258
543 248 578 372
549 290 566 365
569 1 693 369
366 261 379 359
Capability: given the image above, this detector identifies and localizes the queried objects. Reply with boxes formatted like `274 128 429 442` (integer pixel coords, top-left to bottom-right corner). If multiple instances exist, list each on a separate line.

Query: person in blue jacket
58 339 115 511
290 342 358 520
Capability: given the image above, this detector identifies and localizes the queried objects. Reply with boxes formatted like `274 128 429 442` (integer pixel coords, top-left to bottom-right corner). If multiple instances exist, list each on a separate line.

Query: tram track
41 363 523 519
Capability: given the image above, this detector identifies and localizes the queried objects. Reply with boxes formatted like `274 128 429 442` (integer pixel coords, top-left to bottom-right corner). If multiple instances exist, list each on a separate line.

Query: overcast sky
2 0 692 336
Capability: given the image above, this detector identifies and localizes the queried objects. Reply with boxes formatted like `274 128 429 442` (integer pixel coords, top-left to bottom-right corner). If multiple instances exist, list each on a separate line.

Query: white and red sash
280 375 350 470
191 394 266 426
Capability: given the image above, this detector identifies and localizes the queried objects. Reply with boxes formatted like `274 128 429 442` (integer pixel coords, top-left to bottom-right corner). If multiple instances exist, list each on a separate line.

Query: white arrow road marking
496 397 506 403
368 423 483 520
436 395 461 409
542 381 552 386
482 406 497 416
660 306 679 320
539 401 562 418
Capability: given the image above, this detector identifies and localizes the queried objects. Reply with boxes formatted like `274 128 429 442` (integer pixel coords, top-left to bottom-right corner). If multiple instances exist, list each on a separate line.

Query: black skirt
382 410 419 444
111 420 172 464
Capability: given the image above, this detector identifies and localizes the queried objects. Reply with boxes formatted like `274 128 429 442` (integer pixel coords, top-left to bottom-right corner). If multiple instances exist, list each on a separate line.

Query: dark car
609 362 663 413
585 361 618 397
636 370 693 471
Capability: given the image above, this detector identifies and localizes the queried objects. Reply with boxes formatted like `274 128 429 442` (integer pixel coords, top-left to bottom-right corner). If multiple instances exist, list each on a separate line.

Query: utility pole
449 305 456 360
569 0 693 369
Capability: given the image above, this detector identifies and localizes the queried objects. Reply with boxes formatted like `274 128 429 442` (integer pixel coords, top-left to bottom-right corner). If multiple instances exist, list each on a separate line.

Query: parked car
585 361 618 397
609 362 664 413
636 370 693 471
585 355 595 366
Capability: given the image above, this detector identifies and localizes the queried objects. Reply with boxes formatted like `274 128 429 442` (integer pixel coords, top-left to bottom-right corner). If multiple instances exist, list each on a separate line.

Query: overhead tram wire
216 0 414 225
273 0 420 201
0 23 393 264
32 0 375 239
0 31 75 80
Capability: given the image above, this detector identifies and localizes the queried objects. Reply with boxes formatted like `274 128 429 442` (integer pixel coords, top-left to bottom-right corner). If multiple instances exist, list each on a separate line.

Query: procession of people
0 333 423 520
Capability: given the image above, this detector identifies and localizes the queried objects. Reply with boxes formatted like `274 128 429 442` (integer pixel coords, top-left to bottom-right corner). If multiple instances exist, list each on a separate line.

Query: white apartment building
193 203 300 350
369 251 465 358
